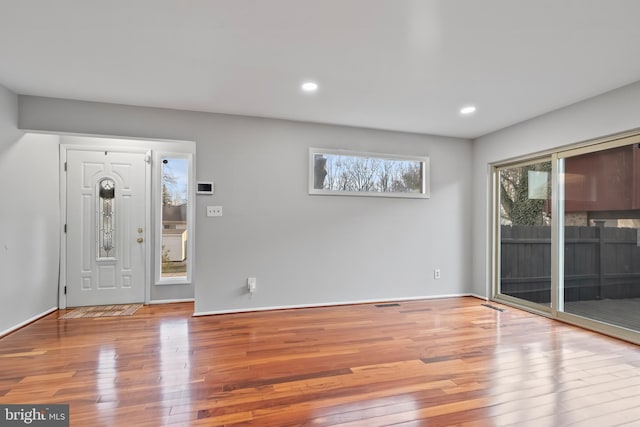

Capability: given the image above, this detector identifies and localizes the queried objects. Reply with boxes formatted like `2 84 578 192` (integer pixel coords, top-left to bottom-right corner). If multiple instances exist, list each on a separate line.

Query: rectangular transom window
308 148 430 199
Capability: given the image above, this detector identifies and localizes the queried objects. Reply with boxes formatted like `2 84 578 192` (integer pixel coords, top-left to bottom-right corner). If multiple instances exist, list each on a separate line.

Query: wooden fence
501 224 640 303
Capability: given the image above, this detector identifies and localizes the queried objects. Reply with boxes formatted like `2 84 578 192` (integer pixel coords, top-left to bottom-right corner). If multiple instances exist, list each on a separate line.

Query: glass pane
499 160 552 305
310 150 428 198
562 144 640 331
161 157 188 278
98 178 116 259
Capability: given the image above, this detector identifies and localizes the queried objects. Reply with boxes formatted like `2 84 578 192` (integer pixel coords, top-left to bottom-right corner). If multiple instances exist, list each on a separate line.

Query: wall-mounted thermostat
197 181 214 195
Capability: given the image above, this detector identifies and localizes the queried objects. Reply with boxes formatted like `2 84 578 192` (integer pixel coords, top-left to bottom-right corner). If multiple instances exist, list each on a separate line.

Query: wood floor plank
0 297 638 426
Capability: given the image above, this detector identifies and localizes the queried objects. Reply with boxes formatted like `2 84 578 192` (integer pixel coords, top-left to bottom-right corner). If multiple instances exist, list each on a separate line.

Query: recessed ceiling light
301 81 319 92
460 105 477 115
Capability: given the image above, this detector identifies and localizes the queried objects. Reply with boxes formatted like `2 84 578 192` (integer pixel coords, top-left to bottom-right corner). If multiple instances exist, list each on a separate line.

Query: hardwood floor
1 297 639 426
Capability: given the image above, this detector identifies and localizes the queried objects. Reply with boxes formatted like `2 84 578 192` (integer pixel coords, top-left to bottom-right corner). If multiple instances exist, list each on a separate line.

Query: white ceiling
1 0 640 139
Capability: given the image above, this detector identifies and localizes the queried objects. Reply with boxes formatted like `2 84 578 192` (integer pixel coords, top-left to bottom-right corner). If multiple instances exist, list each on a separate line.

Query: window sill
155 278 191 286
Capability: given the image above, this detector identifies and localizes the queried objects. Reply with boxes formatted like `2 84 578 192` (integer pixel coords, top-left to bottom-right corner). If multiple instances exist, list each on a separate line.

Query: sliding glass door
496 159 552 311
559 138 640 333
493 133 640 343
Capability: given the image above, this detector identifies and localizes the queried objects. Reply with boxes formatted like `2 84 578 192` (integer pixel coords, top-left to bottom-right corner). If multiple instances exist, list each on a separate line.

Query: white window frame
308 148 430 199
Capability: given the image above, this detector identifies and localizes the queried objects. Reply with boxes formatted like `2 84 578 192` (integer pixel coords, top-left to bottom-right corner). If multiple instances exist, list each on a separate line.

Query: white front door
65 149 148 307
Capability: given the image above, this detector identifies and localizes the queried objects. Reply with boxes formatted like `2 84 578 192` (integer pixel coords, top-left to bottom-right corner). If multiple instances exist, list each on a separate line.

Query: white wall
0 85 60 334
19 96 473 315
472 80 640 297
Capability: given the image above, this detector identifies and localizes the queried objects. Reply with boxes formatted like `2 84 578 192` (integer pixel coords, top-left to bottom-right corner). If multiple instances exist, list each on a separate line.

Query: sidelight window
156 154 193 284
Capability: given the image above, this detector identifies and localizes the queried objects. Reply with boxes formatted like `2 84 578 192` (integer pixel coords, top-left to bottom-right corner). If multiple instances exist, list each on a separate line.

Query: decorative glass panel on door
98 178 116 259
499 160 552 305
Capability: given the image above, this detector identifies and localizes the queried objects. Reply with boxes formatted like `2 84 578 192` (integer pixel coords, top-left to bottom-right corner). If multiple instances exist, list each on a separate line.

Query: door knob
137 237 144 243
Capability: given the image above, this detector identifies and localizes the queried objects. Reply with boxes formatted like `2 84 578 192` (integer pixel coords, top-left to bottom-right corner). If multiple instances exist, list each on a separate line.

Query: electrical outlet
206 206 223 217
434 269 441 279
247 277 257 293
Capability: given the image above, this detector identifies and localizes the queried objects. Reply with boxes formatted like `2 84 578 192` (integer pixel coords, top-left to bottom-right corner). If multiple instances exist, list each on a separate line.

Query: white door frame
59 144 152 308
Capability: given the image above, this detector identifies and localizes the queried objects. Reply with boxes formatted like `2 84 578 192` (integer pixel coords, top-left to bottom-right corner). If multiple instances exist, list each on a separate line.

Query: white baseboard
148 298 194 305
193 293 472 317
0 307 58 338
469 293 489 301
